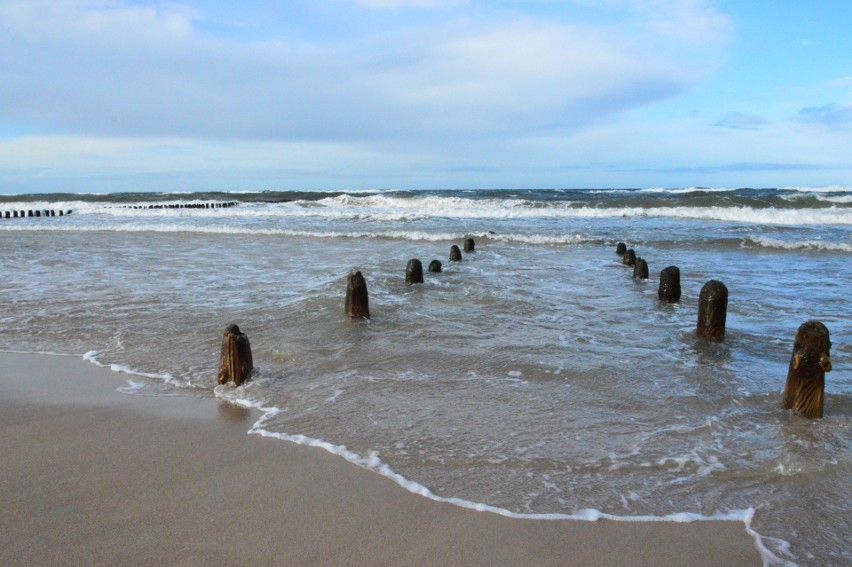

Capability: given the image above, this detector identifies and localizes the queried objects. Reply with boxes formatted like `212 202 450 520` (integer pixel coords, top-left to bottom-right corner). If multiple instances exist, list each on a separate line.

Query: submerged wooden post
464 238 475 252
406 259 424 285
449 245 462 262
217 324 253 386
428 260 442 273
622 249 636 266
658 266 681 302
782 321 832 419
616 242 627 256
633 258 649 280
696 280 728 340
345 270 370 318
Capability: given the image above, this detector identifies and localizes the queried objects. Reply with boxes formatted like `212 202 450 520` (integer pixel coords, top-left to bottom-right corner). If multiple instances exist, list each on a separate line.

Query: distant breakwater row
1 210 72 219
0 201 241 219
117 202 239 210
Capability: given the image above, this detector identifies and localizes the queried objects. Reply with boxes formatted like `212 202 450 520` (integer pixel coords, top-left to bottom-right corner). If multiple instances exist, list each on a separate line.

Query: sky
1 0 850 193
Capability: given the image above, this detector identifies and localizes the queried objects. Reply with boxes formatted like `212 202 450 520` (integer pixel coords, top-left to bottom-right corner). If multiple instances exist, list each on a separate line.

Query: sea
1 187 849 566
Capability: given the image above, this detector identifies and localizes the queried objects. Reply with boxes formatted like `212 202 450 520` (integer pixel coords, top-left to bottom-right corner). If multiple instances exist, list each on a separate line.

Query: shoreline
1 352 763 566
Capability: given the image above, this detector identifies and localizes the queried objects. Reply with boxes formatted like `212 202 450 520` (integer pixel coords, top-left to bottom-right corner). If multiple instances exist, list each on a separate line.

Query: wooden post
782 321 832 418
622 249 636 266
616 242 627 256
449 245 462 262
696 280 728 340
658 266 681 302
345 270 370 318
428 260 442 273
464 238 475 252
633 258 649 280
406 259 424 285
217 324 253 386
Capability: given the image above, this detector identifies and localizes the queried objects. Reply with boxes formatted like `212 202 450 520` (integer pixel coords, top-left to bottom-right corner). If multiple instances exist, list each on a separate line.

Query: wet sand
0 353 761 566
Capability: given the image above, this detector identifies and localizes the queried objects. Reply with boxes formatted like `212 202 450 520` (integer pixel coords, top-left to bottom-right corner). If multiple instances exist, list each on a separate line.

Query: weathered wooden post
616 242 627 256
622 249 636 266
345 270 370 318
782 321 832 418
658 266 681 302
449 245 462 262
406 259 424 285
428 260 442 273
464 238 475 252
696 280 728 340
217 324 253 386
633 258 649 280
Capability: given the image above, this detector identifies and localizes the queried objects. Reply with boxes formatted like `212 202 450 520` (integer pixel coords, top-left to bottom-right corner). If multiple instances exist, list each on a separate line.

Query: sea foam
203 385 792 567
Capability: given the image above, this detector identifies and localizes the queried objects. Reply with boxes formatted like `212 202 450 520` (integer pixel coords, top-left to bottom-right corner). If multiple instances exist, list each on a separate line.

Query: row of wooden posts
120 202 239 210
218 238 833 419
616 242 729 340
219 238 477 387
615 241 832 419
0 202 239 219
0 209 72 219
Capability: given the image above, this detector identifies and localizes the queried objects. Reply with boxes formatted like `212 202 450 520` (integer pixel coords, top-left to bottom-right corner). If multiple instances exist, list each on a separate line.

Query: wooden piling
449 245 462 262
406 259 424 285
696 280 728 340
217 324 253 387
633 258 649 280
658 266 681 302
782 321 832 419
616 242 627 256
464 238 475 252
622 249 636 266
345 271 371 319
428 260 442 273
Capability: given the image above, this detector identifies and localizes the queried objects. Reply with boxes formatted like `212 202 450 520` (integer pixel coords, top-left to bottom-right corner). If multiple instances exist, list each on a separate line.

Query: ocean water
1 187 849 566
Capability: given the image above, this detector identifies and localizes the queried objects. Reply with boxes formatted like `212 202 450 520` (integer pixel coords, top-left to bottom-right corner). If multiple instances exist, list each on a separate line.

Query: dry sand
0 352 762 566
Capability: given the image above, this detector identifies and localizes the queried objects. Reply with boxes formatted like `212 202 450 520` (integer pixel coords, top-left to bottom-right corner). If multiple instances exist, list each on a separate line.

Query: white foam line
12 349 791 566
83 350 176 384
208 391 792 566
0 348 80 358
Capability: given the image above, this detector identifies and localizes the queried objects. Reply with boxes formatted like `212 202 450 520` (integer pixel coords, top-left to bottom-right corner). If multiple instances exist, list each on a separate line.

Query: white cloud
0 0 747 191
0 1 727 144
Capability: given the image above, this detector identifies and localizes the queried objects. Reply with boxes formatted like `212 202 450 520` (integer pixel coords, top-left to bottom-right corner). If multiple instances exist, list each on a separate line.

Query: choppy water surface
1 187 850 566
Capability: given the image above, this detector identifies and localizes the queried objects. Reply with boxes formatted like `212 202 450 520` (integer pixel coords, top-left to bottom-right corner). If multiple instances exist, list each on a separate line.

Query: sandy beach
0 352 761 566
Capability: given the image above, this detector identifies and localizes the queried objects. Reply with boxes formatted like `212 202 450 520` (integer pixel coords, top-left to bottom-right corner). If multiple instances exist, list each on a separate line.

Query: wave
743 237 852 252
638 187 738 194
0 221 603 246
4 201 849 226
3 189 851 228
781 185 852 193
814 194 852 204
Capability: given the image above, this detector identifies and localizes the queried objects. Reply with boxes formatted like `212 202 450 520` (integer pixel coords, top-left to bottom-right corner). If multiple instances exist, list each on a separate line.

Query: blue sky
1 0 850 193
